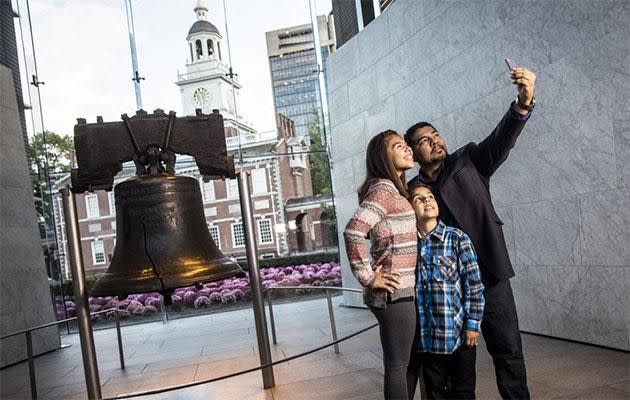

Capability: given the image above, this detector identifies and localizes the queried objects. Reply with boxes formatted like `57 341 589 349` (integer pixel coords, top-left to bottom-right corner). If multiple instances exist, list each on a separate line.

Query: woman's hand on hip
369 265 401 294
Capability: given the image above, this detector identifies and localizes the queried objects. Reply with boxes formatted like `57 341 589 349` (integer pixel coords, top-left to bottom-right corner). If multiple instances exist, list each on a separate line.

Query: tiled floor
1 296 628 399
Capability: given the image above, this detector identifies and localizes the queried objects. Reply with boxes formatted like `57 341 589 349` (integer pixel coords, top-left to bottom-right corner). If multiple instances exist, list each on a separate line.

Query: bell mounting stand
65 109 274 397
60 186 102 399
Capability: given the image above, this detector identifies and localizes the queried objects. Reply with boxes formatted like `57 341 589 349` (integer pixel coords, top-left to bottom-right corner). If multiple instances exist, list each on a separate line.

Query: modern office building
265 15 336 140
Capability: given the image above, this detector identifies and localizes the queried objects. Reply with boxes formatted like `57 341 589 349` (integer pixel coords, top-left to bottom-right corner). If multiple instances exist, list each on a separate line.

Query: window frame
208 224 221 249
85 194 100 219
91 240 106 265
257 219 273 245
231 222 245 248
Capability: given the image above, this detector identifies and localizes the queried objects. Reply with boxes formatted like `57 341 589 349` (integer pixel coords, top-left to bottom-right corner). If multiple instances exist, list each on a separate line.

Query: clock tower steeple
176 1 241 122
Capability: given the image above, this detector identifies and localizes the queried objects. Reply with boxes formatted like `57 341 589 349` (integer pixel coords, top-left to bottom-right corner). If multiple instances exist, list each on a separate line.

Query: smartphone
504 58 517 70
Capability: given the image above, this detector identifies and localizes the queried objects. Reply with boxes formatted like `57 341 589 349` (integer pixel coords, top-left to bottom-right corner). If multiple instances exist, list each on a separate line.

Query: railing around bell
99 285 375 400
3 286 375 400
0 308 126 400
263 285 364 354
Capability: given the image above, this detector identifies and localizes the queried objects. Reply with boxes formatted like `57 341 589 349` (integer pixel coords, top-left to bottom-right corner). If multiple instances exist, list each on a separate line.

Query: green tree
29 131 74 175
307 118 332 195
28 131 74 221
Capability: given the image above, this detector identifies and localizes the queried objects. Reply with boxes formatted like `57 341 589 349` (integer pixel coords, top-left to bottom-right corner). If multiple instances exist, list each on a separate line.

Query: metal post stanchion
25 331 37 400
326 289 340 354
237 171 275 389
160 296 167 324
266 291 277 344
114 309 125 369
60 186 102 399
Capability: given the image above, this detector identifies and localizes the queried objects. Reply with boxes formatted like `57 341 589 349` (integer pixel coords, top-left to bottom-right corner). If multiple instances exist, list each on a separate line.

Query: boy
407 182 485 400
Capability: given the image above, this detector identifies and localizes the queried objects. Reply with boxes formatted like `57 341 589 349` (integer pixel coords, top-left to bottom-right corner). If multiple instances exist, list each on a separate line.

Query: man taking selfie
405 61 536 399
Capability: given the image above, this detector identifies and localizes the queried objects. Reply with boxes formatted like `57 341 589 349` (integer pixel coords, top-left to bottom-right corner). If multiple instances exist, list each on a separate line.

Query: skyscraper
265 15 336 140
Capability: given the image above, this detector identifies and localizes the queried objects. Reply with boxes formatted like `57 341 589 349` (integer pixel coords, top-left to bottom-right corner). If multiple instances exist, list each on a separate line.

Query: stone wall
327 0 629 350
1 65 60 366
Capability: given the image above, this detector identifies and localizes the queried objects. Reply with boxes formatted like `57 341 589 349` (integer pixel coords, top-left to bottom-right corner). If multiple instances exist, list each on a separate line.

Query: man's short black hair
404 121 436 146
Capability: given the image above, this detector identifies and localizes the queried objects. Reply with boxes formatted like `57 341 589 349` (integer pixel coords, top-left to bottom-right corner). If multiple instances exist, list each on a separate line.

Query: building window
204 207 217 217
227 179 239 199
251 168 268 194
257 219 273 245
208 225 220 249
200 179 215 202
189 43 193 63
231 222 245 247
108 191 115 215
88 223 102 233
195 39 202 59
228 203 241 214
85 194 100 219
91 240 106 265
207 39 214 55
217 42 222 60
254 200 269 210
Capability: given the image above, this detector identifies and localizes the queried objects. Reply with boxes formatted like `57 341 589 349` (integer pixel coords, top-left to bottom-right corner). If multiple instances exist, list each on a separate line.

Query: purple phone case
505 58 517 70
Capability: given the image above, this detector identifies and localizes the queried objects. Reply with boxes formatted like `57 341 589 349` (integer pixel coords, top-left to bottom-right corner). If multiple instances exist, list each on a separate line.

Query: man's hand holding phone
504 58 536 114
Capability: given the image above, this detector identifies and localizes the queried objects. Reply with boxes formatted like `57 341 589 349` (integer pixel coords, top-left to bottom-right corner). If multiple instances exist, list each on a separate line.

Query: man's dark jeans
482 280 530 399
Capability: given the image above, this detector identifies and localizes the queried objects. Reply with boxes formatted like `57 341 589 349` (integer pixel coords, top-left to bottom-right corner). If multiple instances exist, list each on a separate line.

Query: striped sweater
343 179 418 308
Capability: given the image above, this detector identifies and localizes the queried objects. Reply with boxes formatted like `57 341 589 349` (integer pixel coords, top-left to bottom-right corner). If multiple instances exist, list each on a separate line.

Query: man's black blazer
409 109 529 284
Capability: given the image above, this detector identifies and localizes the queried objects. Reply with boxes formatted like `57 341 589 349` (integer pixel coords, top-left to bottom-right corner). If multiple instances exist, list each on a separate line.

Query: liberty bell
72 109 242 299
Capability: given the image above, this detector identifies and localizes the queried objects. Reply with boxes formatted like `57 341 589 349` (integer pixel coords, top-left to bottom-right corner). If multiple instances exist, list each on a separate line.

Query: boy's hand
369 265 401 294
463 330 480 348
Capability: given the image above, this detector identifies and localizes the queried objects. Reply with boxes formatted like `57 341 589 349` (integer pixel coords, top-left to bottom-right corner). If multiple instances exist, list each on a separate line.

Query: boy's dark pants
408 346 477 399
482 280 530 399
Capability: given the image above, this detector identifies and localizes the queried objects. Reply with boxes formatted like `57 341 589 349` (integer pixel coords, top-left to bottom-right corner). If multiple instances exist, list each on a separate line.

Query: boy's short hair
407 181 432 200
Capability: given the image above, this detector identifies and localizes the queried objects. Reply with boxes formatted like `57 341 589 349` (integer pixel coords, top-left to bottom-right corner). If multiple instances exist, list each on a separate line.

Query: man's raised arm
470 67 537 178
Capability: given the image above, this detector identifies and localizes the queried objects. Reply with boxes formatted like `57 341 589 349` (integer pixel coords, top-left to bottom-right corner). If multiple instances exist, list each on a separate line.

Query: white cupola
186 1 224 64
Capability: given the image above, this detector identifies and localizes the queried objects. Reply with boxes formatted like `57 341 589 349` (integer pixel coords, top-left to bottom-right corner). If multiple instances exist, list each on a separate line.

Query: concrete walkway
1 296 628 399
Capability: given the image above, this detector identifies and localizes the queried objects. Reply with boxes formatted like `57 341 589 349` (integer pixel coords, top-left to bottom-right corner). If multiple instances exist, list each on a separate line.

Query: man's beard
431 150 447 163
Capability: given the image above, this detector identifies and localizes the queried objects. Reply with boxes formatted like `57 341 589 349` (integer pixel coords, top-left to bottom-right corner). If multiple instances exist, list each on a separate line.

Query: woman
343 130 418 399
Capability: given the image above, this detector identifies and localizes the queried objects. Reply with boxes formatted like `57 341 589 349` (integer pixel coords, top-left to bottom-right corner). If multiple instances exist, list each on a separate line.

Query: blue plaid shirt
416 220 485 354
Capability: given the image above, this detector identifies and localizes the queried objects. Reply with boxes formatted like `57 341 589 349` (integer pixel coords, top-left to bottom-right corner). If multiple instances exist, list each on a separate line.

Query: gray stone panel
393 75 436 133
347 66 379 118
0 66 60 366
512 198 582 266
328 85 350 128
547 266 629 350
326 40 359 93
383 0 424 50
330 113 366 162
374 38 417 103
578 189 630 266
331 157 355 198
356 12 391 69
511 265 552 335
615 118 630 188
364 97 396 138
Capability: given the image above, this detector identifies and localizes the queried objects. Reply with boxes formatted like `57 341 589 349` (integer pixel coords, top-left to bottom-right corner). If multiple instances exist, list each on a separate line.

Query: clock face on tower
192 87 210 107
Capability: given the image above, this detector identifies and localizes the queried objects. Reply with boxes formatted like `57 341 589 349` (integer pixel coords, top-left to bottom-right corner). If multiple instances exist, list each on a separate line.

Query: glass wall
11 0 338 332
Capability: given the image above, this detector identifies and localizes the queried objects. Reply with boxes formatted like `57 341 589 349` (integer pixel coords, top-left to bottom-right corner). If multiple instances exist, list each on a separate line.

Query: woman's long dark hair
358 129 409 203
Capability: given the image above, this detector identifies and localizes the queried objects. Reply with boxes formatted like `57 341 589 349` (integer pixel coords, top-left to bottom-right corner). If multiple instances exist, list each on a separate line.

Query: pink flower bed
57 262 341 320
